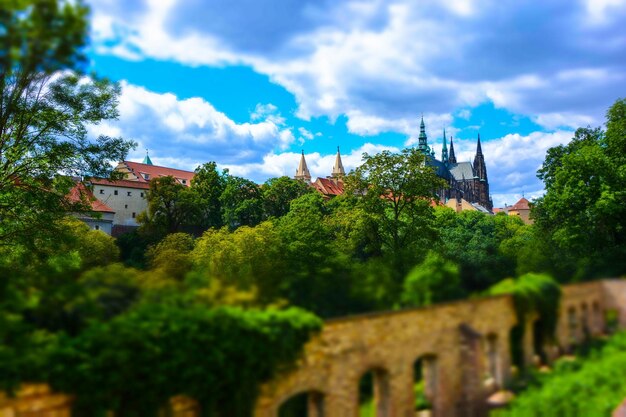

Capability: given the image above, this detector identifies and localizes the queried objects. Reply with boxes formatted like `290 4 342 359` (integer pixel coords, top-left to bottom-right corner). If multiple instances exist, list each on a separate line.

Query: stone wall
2 280 624 417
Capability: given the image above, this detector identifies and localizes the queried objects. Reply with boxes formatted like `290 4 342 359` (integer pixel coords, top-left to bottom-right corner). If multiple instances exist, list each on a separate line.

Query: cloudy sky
87 0 626 207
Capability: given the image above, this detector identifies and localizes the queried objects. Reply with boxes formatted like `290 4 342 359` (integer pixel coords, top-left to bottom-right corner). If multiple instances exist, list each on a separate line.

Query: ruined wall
254 296 517 417
2 280 624 417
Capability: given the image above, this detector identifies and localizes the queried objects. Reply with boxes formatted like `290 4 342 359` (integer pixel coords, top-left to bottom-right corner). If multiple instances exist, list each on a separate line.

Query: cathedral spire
441 128 449 162
476 133 483 155
418 115 429 154
449 136 457 164
331 146 345 178
295 150 311 182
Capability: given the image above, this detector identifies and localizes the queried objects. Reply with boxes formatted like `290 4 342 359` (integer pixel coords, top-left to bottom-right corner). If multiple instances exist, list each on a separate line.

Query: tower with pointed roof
472 133 491 210
295 150 312 182
143 149 154 166
449 136 457 164
418 115 429 154
331 146 345 179
441 129 449 164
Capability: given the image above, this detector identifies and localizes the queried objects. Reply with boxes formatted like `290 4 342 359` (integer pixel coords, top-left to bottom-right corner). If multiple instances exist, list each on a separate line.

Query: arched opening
278 391 325 417
358 368 391 417
509 324 524 369
567 306 578 350
532 319 547 365
413 355 437 416
592 301 602 334
485 334 500 389
581 303 590 340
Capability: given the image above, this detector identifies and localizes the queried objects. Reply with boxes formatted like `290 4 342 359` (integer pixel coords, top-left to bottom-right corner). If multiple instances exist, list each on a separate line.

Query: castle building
294 118 493 211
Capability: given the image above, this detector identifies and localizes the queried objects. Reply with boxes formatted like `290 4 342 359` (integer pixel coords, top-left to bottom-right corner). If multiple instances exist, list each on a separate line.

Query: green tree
190 162 227 230
0 0 135 247
262 176 312 219
139 176 197 236
534 100 626 279
145 233 195 281
220 175 263 230
345 148 446 277
401 251 463 307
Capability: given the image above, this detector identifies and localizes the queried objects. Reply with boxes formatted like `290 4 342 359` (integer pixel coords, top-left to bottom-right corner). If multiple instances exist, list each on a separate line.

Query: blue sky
87 0 626 206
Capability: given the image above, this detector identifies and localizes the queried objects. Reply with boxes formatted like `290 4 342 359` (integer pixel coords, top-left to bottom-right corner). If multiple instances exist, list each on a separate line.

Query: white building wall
92 184 148 226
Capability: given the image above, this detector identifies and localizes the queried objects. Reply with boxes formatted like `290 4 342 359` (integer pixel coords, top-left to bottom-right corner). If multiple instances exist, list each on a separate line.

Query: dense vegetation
493 331 626 417
1 1 626 416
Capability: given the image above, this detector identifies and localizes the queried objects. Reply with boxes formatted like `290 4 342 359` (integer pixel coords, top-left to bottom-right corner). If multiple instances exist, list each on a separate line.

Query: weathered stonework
2 280 625 417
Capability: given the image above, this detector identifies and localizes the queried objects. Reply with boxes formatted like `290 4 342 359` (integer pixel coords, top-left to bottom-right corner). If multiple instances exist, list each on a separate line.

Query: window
127 191 132 196
140 192 144 197
143 173 150 180
95 225 100 230
114 190 118 195
124 204 128 209
132 212 136 218
182 179 187 185
99 189 104 195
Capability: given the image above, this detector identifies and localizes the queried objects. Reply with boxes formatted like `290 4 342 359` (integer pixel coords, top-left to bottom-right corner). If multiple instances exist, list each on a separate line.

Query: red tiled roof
89 177 151 190
493 207 503 213
123 161 194 185
68 182 115 213
510 197 531 211
312 177 345 196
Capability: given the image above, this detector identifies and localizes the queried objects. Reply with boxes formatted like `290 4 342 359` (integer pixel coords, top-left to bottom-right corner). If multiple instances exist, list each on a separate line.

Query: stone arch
484 333 501 389
355 365 392 417
412 353 438 416
277 390 326 417
581 303 590 339
592 301 603 334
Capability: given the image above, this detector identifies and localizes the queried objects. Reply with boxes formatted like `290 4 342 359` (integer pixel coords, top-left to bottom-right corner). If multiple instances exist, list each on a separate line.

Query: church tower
418 116 429 154
295 150 312 182
472 134 491 210
448 137 457 164
331 146 345 179
441 129 449 163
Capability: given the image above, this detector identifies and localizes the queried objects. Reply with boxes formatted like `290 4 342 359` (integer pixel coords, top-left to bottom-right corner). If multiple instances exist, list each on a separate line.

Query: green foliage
140 176 197 237
488 273 561 344
345 148 445 279
402 251 463 307
0 0 135 247
48 304 322 417
534 98 626 279
220 175 264 230
495 331 626 417
262 176 313 219
146 233 195 280
191 162 227 229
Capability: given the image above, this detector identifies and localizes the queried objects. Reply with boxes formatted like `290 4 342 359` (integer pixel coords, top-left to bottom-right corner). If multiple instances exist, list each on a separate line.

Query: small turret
143 149 154 165
331 146 345 179
295 150 311 182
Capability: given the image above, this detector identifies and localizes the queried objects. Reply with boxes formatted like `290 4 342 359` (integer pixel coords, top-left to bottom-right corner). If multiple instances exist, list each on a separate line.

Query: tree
534 99 626 279
262 176 312 219
401 251 463 307
0 0 135 247
220 175 263 230
190 162 227 230
139 176 197 236
345 148 446 277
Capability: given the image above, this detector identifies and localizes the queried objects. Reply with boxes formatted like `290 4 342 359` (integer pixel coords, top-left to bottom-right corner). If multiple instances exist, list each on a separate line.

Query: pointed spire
418 115 429 154
295 150 311 182
143 149 154 165
476 133 483 155
449 136 457 164
441 128 449 162
331 146 345 178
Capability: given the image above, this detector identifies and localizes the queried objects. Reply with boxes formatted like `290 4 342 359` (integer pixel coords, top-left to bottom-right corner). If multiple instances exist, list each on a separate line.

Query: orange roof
89 178 151 190
493 207 503 213
510 197 531 211
123 161 194 185
312 177 345 196
68 182 115 213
